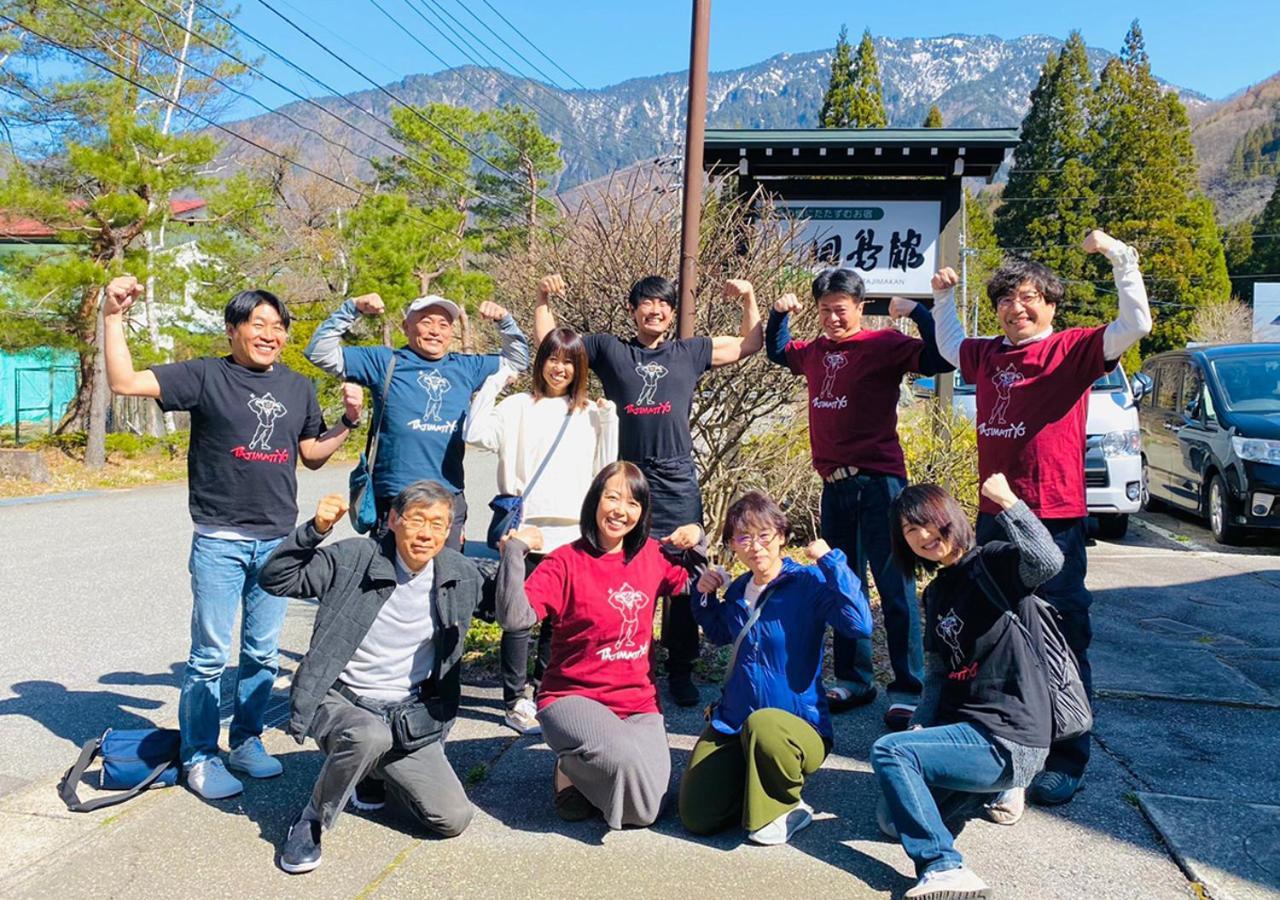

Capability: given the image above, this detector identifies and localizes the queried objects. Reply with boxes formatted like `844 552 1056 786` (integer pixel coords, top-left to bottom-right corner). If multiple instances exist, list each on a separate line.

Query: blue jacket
691 549 872 740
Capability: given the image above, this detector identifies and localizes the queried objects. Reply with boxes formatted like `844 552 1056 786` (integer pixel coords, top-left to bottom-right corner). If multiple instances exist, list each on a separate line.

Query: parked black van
1137 343 1280 544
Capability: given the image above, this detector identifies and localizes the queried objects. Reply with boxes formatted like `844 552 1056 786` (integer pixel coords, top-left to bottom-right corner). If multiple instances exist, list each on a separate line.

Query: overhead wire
445 0 570 93
476 0 588 91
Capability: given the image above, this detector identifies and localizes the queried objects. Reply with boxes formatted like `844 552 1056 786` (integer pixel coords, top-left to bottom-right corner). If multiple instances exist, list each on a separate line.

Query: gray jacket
259 520 483 743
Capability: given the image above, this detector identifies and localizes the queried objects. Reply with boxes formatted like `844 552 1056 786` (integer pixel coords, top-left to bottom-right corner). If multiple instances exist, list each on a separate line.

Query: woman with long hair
465 327 617 733
494 461 704 829
872 473 1063 899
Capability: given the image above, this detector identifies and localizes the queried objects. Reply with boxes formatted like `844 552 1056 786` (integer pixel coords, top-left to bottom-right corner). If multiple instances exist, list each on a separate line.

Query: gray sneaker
1028 771 1084 806
279 817 322 875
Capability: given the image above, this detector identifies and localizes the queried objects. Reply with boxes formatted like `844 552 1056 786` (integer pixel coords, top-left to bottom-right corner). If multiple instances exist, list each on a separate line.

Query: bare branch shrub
1189 295 1254 346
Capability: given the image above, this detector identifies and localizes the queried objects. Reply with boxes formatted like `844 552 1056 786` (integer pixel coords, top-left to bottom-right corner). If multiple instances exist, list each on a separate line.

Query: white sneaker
747 800 813 846
186 758 244 800
504 698 542 735
905 865 991 898
227 736 284 779
984 787 1025 826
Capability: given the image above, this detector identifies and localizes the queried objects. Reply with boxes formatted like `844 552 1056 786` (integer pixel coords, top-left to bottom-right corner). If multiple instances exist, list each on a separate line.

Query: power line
477 0 587 91
445 0 568 92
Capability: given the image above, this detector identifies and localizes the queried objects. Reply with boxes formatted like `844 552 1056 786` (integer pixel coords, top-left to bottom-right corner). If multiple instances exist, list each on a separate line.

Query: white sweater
464 382 618 553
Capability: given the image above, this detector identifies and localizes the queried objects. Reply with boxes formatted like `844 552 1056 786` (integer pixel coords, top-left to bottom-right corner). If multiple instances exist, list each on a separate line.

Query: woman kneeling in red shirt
496 460 705 828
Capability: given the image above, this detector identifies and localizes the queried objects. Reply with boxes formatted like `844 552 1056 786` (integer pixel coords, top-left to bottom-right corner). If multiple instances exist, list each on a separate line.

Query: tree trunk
60 286 109 468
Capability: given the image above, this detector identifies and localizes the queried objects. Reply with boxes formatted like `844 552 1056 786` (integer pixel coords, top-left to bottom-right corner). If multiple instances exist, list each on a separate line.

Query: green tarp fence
1 348 78 428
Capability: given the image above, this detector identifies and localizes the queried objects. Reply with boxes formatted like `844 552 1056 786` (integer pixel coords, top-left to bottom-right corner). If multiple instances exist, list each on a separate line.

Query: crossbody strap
521 408 573 500
57 734 174 813
971 555 1039 652
721 584 771 686
364 355 398 471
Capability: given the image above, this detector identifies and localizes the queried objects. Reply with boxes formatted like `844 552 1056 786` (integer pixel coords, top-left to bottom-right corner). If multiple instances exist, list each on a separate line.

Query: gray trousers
538 695 670 830
304 687 473 836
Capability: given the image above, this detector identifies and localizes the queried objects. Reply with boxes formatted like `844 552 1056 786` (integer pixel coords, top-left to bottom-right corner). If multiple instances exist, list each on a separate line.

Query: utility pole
677 0 711 339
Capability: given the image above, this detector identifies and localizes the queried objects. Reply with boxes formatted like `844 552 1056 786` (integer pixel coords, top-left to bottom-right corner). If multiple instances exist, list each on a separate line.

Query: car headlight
1100 430 1141 457
1232 436 1280 464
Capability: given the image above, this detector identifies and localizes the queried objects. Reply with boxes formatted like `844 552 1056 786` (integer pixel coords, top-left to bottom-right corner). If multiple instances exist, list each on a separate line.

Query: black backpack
973 556 1093 742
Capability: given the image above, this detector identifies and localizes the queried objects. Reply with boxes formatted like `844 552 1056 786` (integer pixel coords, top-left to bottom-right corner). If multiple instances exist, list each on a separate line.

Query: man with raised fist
259 481 484 874
532 273 763 708
765 268 953 733
930 229 1152 807
305 290 529 545
102 275 360 801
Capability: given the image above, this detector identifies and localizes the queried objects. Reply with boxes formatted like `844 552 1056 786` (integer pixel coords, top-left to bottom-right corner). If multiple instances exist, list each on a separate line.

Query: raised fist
931 268 960 293
1082 229 1116 256
314 493 349 534
773 293 803 315
805 539 832 561
888 296 918 320
341 383 363 422
103 275 143 316
660 524 702 550
980 472 1018 510
502 525 543 552
696 564 731 595
353 293 385 316
537 274 566 302
478 301 508 321
723 279 755 302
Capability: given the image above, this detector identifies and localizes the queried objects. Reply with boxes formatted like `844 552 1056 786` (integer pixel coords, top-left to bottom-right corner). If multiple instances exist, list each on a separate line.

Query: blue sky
228 0 1277 115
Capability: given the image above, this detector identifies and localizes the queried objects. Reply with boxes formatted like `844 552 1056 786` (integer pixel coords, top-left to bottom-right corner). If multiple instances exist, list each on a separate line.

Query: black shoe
667 673 700 707
350 776 386 811
827 684 877 713
279 817 322 874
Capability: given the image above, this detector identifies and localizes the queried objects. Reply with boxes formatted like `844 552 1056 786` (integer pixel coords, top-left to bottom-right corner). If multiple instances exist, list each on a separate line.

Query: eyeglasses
398 515 449 534
996 290 1045 309
732 530 779 549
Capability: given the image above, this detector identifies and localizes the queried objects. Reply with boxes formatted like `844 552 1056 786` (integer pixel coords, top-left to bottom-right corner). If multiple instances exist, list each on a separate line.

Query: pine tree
994 32 1099 324
848 29 888 127
819 26 855 128
923 105 944 128
1090 20 1231 352
962 188 1004 337
1246 172 1280 284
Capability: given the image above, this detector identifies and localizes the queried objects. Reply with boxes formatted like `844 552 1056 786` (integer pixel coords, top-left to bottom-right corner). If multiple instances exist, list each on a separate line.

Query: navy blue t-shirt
583 334 712 463
343 345 501 497
153 356 324 535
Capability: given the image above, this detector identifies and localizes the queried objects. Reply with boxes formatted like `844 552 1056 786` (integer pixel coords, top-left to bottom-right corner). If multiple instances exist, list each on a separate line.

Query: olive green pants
678 708 829 834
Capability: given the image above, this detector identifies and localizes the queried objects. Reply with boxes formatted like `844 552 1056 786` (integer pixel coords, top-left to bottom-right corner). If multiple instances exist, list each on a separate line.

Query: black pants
976 513 1092 778
375 491 468 551
475 551 556 706
639 455 704 679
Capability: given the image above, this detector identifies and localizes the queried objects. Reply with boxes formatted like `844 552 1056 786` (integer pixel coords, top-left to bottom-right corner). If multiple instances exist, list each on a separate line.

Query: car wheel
1140 458 1160 512
1208 474 1246 546
1096 514 1129 540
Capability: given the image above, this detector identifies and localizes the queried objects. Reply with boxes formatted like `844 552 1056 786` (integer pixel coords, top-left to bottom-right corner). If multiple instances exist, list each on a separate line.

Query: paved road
0 453 498 796
1129 505 1280 557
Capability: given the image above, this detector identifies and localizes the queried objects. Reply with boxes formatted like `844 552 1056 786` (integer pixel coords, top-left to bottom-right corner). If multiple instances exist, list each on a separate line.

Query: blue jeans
871 722 1014 876
819 474 923 700
179 534 288 766
977 513 1092 777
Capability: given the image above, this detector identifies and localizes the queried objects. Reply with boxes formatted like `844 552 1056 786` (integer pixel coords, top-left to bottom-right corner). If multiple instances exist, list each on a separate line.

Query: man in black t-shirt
102 275 360 802
533 273 763 706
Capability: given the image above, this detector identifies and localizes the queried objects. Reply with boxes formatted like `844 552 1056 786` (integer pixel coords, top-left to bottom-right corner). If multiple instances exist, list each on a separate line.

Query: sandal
826 683 877 713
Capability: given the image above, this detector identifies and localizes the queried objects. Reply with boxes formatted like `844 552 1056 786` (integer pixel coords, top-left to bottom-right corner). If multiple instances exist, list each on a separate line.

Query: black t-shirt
583 333 713 463
924 543 1053 748
153 356 325 535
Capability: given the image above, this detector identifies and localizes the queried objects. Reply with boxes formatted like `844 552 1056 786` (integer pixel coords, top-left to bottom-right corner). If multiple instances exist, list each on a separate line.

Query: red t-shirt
525 538 691 717
784 329 923 479
960 326 1113 518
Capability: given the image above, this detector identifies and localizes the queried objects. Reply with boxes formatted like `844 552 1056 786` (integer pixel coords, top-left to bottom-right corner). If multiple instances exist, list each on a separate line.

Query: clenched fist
723 279 755 302
980 472 1019 510
660 524 703 550
888 296 918 320
1082 229 1116 256
353 293 384 315
805 539 832 561
341 383 363 423
696 564 731 595
931 268 960 293
103 275 143 316
537 274 566 302
501 525 544 553
314 494 349 534
478 301 508 321
773 293 803 315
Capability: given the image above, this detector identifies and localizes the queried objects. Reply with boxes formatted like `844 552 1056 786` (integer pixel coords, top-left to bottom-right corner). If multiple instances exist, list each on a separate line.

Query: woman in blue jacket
679 491 872 845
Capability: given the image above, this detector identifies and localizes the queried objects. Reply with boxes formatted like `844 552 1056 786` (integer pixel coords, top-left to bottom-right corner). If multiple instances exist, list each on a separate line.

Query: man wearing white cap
306 292 530 546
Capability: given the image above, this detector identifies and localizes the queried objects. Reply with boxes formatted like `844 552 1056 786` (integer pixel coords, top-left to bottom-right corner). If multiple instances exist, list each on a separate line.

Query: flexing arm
711 279 763 367
478 300 531 372
929 268 965 369
305 293 383 377
102 276 162 398
1087 231 1153 361
462 369 511 452
533 274 563 347
690 566 743 646
495 536 540 631
765 293 802 367
808 543 874 640
983 474 1064 590
258 495 347 599
905 299 956 376
297 384 363 470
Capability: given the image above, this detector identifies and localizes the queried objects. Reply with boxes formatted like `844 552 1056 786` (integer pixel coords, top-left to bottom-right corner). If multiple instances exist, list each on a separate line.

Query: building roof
0 198 207 241
704 127 1019 180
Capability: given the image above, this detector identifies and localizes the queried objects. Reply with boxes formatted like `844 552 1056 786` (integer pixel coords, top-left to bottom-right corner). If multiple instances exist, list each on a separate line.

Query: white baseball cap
403 294 461 322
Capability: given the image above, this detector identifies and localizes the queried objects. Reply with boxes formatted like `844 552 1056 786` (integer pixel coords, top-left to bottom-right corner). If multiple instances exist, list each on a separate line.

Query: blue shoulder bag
349 356 398 534
58 728 181 812
485 409 572 549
